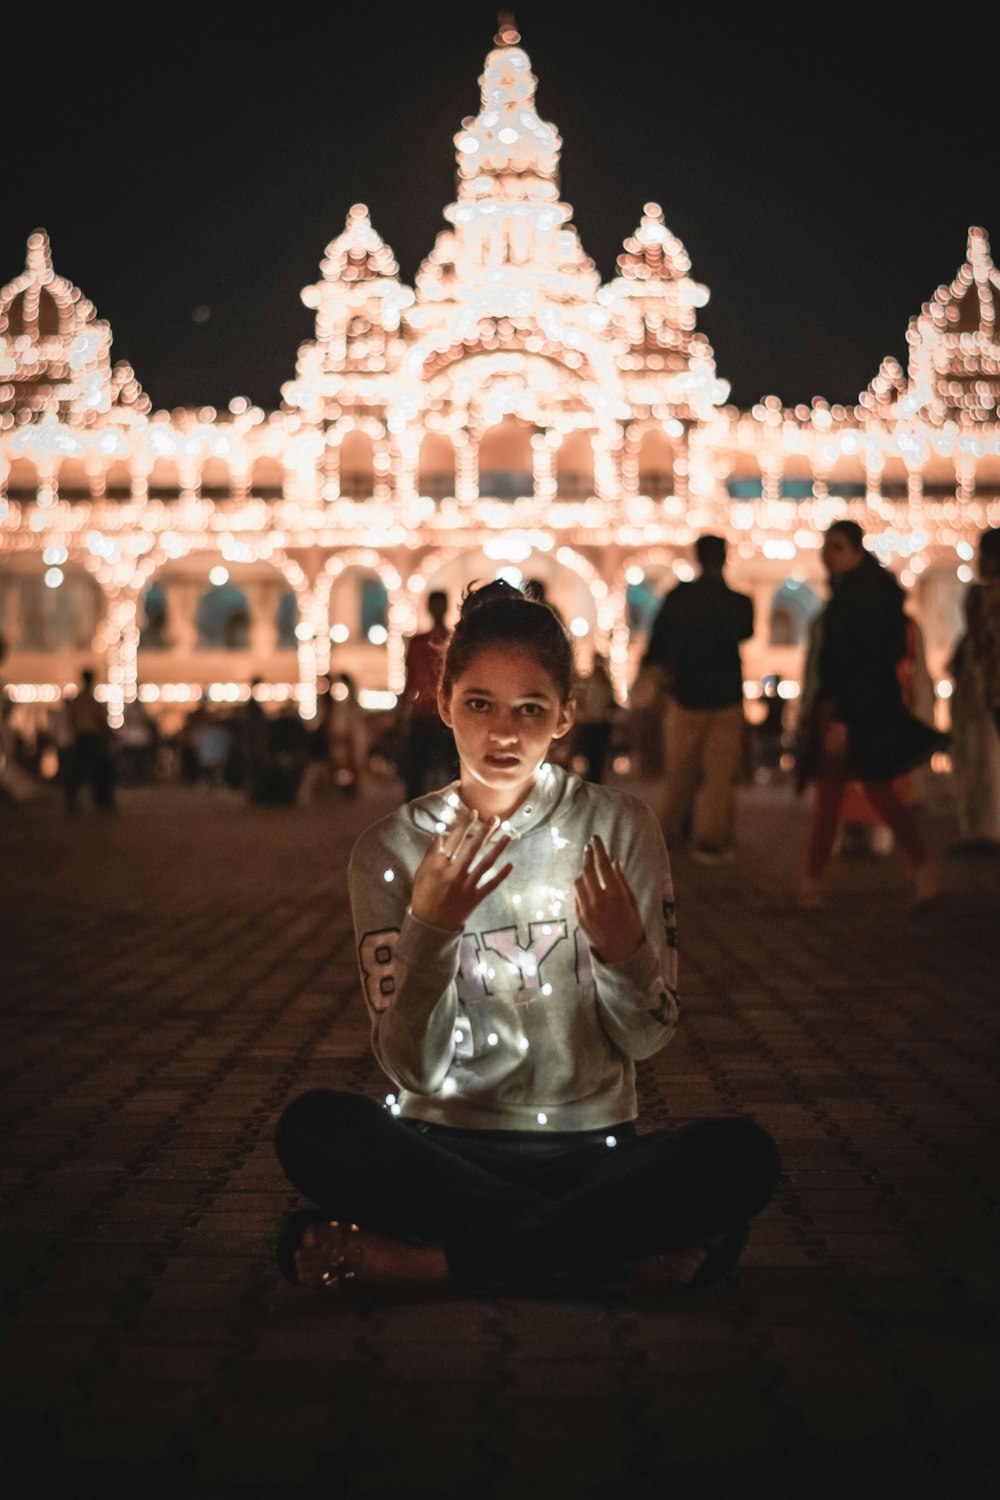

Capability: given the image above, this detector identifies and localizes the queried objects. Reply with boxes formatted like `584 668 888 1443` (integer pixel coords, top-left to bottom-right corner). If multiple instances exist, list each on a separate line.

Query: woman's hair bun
458 578 526 620
442 577 575 700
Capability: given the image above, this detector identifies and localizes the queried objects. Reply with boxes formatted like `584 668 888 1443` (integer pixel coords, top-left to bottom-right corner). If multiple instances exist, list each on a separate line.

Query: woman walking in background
796 521 947 909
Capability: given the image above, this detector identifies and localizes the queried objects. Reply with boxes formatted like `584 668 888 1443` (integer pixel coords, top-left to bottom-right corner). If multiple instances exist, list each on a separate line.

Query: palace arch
418 432 456 501
478 417 535 499
555 430 594 499
637 430 676 500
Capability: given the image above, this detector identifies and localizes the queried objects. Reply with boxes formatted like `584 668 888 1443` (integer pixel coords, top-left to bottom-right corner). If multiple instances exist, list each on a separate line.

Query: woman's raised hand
574 835 645 965
410 813 514 932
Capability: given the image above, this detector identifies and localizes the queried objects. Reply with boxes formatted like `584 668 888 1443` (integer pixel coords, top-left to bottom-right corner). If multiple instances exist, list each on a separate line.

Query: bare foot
631 1246 709 1293
293 1222 448 1291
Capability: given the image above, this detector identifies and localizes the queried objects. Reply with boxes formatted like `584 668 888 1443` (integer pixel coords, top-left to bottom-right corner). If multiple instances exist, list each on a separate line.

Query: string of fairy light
375 759 632 1135
1 28 998 726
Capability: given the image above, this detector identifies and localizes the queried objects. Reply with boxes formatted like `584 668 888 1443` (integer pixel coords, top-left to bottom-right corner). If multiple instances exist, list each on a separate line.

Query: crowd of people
3 525 1000 893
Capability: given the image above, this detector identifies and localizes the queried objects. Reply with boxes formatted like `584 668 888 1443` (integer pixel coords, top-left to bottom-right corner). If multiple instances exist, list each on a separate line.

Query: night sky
6 4 995 413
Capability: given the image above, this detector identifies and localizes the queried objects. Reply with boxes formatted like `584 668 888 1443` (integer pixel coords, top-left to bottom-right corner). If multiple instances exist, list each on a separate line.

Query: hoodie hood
408 762 572 843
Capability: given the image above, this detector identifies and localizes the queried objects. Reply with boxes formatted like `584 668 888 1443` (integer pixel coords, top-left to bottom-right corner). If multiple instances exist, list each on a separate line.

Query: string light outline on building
0 28 997 725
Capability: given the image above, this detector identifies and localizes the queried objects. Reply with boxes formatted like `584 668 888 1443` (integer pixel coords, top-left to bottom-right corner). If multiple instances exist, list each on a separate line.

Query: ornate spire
494 12 520 47
288 207 413 412
920 224 999 339
316 204 400 285
300 203 411 343
408 28 607 402
25 228 54 279
616 203 692 283
603 204 715 402
959 225 996 338
859 354 908 416
452 33 561 202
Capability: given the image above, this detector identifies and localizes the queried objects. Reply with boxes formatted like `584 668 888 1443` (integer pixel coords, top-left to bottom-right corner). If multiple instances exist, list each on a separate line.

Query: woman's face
822 529 864 579
439 648 574 809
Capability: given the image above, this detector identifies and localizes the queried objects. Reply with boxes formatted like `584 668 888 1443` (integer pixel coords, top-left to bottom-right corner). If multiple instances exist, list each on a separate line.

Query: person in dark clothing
573 653 616 784
400 591 457 801
242 679 269 801
755 675 786 779
795 520 947 908
63 669 116 813
641 535 754 861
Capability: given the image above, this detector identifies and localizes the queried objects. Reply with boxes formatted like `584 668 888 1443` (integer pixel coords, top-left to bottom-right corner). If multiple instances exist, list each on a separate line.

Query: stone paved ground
1 773 999 1499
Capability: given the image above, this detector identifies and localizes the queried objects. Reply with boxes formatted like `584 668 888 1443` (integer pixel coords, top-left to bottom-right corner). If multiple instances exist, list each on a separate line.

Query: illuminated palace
2 24 999 727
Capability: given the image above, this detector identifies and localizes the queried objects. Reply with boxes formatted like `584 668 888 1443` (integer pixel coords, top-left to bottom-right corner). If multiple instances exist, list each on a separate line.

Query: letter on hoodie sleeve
588 798 679 1060
348 825 461 1094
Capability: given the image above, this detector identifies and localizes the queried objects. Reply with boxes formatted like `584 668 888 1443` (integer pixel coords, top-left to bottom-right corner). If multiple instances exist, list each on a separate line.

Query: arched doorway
0 558 104 655
140 581 170 650
197 583 251 650
478 418 534 499
769 579 821 648
418 433 456 501
339 431 375 500
637 430 675 500
555 431 594 499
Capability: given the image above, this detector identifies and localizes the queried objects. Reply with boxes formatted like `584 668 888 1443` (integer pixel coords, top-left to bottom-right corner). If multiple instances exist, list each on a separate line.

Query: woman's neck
458 771 539 824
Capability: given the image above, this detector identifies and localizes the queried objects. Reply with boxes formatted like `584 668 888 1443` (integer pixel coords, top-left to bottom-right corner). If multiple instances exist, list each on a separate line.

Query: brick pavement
1 776 998 1499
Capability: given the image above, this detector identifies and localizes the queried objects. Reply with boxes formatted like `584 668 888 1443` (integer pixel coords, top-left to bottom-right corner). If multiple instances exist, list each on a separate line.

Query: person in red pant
795 521 947 909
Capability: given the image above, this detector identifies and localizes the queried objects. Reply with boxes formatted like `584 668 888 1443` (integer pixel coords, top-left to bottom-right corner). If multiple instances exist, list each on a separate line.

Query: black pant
64 734 116 812
575 722 613 783
275 1090 779 1293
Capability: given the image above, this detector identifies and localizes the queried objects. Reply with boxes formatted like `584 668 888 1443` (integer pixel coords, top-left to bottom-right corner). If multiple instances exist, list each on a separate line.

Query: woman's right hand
410 813 514 932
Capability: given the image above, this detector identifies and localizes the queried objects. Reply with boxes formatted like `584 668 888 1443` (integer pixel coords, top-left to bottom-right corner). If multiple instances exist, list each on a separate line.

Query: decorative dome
905 226 1000 422
0 230 146 422
287 208 413 414
602 205 719 408
616 203 693 284
859 354 909 416
313 204 401 285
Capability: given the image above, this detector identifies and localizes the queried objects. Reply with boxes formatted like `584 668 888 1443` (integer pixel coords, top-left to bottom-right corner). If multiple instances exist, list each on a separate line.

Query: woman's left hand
574 835 645 965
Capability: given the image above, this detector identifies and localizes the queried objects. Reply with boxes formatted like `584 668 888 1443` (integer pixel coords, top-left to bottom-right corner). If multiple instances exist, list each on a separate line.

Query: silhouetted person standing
642 535 753 862
242 678 269 801
965 525 1000 737
400 590 455 800
573 653 616 784
64 669 115 813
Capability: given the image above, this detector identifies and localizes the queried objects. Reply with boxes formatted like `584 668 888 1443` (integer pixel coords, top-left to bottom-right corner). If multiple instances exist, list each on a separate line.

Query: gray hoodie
348 765 679 1131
